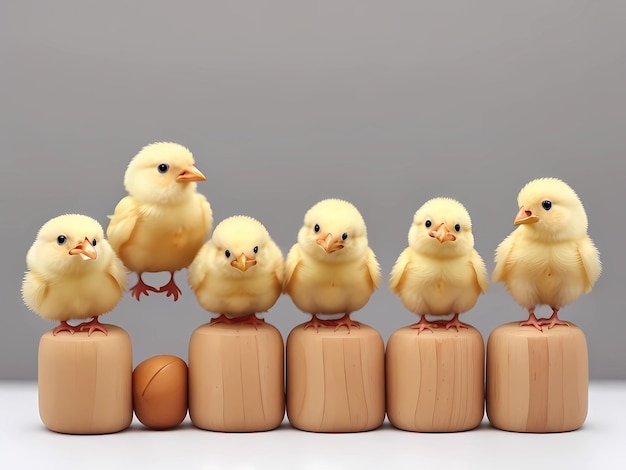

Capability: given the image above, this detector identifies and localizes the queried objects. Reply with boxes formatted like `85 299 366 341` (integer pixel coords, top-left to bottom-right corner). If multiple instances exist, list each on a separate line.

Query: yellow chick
389 198 488 333
493 177 601 331
107 142 213 301
22 214 128 336
188 216 284 326
284 198 381 331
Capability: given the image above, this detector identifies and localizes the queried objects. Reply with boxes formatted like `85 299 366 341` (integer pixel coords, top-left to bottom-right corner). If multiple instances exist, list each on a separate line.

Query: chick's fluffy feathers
493 177 601 311
389 197 488 317
284 198 380 316
107 142 212 274
188 216 284 317
22 214 127 322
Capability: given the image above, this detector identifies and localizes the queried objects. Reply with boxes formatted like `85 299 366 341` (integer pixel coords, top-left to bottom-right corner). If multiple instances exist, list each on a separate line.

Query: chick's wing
283 243 302 291
187 244 211 292
269 242 285 286
492 232 517 283
364 247 381 290
106 196 140 252
21 271 49 313
198 193 213 235
389 248 411 293
470 249 489 293
576 237 602 292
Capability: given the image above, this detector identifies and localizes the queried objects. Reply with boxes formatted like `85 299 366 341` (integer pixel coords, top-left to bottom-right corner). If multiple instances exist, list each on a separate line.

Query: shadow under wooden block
486 322 588 433
188 321 285 432
386 324 485 432
38 324 133 434
286 322 385 433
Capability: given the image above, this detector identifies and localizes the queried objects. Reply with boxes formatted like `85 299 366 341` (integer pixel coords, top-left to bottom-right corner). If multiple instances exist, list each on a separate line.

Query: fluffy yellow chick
389 198 488 333
188 216 284 326
284 198 381 331
107 142 213 301
493 177 601 331
22 214 127 336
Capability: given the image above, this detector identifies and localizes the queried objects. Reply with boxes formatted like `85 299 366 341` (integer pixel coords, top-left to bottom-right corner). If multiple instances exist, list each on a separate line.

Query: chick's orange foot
52 321 78 336
519 309 543 332
210 313 265 328
410 315 437 334
129 274 159 301
538 309 569 329
303 314 336 332
158 273 182 301
442 313 471 332
333 313 361 333
78 317 108 336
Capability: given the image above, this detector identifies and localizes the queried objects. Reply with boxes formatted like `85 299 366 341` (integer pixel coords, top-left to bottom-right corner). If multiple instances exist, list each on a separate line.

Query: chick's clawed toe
210 313 265 329
443 313 471 332
52 321 79 336
78 317 108 336
410 316 438 334
129 275 159 301
519 309 543 332
538 309 569 329
158 273 182 301
333 313 361 333
303 315 337 331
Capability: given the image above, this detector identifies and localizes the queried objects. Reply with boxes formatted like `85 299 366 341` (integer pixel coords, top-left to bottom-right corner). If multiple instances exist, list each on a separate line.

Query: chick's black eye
314 224 320 233
157 163 170 174
425 219 432 228
57 235 67 245
454 224 461 232
92 239 97 246
341 233 348 241
542 200 552 211
225 250 231 258
253 246 258 253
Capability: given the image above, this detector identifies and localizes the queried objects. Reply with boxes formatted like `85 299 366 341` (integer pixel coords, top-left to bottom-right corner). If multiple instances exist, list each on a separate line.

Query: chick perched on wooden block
22 214 127 336
493 177 601 331
188 216 284 326
107 142 213 301
283 198 381 331
389 197 488 333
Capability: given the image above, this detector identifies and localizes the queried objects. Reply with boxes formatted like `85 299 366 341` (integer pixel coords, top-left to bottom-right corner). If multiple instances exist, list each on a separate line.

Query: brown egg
132 354 188 430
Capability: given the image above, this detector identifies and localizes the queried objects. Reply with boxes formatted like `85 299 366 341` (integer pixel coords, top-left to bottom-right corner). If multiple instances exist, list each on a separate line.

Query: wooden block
286 322 385 432
188 321 285 432
38 324 133 434
386 324 485 432
486 322 588 433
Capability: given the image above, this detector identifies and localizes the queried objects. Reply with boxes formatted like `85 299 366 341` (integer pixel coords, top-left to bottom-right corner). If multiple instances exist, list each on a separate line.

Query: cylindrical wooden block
486 322 588 433
286 322 385 433
386 325 485 432
38 324 133 434
188 321 285 432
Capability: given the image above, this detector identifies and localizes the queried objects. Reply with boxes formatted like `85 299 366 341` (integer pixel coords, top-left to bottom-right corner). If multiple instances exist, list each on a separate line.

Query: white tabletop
1 381 624 470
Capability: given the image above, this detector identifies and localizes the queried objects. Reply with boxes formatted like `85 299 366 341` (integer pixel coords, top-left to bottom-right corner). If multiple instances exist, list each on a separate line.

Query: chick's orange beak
514 206 539 225
231 253 257 272
316 233 344 253
429 223 456 243
176 165 206 182
69 238 97 260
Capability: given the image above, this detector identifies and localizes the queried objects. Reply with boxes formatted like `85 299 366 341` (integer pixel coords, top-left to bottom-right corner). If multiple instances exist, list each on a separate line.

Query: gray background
2 1 624 380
